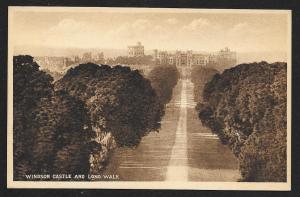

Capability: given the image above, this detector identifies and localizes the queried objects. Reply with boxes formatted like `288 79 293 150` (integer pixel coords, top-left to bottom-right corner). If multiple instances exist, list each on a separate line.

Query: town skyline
13 43 287 66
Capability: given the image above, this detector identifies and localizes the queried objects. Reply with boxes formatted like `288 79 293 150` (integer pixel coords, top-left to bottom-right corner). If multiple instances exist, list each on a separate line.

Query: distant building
153 49 158 60
128 42 144 57
175 51 187 67
168 55 175 65
153 47 236 68
216 47 237 64
93 52 105 64
82 52 93 63
34 56 72 74
158 51 168 65
70 55 80 63
193 54 209 66
208 54 217 63
175 50 209 67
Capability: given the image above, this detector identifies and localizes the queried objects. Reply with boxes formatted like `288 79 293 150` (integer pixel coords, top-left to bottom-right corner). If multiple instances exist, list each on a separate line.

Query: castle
128 42 237 67
128 42 145 57
153 47 236 67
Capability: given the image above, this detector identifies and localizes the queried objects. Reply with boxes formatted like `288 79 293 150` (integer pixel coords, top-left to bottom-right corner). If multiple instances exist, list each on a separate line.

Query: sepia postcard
7 7 291 190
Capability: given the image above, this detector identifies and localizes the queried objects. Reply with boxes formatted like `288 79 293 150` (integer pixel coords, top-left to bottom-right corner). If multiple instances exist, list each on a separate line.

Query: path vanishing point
104 67 241 181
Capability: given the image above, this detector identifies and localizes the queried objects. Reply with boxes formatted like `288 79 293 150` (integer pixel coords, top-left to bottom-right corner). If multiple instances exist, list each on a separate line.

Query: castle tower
128 42 145 57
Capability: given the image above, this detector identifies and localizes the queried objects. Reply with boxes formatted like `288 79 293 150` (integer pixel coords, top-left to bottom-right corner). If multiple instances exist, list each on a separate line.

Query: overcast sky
10 8 290 53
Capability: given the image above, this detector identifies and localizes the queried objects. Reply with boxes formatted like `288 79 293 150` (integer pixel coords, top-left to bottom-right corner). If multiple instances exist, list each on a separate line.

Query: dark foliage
55 63 163 147
30 91 94 178
197 61 287 182
13 56 95 180
206 59 237 72
191 65 219 103
13 55 53 179
147 65 180 105
42 68 64 81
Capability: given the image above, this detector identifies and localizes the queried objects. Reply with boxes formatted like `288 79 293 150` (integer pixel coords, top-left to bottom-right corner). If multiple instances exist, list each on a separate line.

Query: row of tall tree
14 56 176 180
147 65 180 105
196 61 287 181
106 55 154 66
190 65 219 103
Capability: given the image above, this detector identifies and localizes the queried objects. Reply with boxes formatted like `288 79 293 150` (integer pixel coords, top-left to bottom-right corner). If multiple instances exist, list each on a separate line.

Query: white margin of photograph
7 6 292 191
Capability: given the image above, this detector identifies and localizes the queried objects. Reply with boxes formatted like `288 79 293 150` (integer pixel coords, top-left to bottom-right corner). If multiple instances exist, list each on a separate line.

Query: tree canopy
55 63 164 147
147 65 180 105
197 61 287 181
